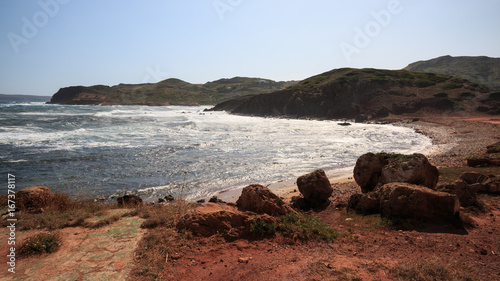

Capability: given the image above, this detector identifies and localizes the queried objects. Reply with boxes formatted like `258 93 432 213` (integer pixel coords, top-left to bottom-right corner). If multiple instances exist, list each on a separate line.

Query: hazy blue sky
1 0 500 96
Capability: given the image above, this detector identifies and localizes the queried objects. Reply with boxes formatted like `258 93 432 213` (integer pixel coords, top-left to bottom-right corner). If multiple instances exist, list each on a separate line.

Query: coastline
217 114 500 203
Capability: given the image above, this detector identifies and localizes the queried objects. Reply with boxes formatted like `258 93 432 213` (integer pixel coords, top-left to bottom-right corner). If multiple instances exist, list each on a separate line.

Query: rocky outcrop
17 186 51 212
236 184 295 216
378 183 459 221
117 194 143 207
353 153 439 193
467 155 500 167
177 203 276 240
296 170 333 205
348 182 460 221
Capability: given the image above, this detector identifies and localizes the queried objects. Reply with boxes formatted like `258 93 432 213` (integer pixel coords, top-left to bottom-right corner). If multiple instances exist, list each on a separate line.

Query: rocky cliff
209 68 499 120
49 77 297 106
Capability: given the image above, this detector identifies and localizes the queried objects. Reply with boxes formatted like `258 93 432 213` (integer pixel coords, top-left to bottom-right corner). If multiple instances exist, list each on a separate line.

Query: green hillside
404 55 500 89
50 77 297 106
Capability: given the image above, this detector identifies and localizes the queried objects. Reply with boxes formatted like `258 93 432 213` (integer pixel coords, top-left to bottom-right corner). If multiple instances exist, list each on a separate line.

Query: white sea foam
2 104 433 200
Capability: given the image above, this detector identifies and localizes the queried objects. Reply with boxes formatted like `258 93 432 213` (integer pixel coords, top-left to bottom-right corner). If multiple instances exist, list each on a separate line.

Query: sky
1 0 500 96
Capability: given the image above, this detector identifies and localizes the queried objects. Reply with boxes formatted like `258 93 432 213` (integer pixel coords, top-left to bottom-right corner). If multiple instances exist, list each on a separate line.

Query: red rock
296 169 333 204
353 153 387 193
378 182 459 221
177 203 276 240
236 184 295 216
353 153 439 193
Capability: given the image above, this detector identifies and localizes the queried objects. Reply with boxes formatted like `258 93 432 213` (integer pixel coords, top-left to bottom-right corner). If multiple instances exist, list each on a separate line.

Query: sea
0 103 433 201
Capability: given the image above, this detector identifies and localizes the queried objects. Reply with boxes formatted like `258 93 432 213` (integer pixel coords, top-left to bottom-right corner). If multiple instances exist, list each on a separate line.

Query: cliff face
210 68 499 120
49 78 296 106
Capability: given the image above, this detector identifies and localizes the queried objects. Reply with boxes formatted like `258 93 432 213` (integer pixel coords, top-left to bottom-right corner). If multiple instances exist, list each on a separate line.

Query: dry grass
128 200 194 280
390 258 477 281
137 200 190 229
130 227 193 280
1 192 110 230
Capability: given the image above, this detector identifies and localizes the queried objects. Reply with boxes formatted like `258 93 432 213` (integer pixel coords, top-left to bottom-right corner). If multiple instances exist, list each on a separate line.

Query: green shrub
441 82 463 90
251 219 277 237
460 92 476 100
415 79 436 88
19 232 61 256
279 213 337 241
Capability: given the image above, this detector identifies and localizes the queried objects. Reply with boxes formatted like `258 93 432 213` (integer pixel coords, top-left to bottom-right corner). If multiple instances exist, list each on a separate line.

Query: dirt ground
151 182 500 281
0 210 145 281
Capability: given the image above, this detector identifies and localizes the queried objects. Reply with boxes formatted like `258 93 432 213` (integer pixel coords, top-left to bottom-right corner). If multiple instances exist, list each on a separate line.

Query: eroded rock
296 169 333 204
177 203 276 240
353 153 439 193
236 184 295 216
378 182 459 221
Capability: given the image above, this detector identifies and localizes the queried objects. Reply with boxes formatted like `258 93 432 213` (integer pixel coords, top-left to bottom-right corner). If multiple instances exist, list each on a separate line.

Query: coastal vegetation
210 66 499 119
49 77 297 106
404 55 500 89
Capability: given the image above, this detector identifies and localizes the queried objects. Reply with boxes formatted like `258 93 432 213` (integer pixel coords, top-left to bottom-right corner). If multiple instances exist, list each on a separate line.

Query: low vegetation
19 232 62 257
278 213 338 241
390 258 476 281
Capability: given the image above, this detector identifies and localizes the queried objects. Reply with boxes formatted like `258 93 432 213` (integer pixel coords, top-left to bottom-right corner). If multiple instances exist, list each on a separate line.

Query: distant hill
49 77 297 106
210 68 500 119
404 55 500 90
0 94 51 103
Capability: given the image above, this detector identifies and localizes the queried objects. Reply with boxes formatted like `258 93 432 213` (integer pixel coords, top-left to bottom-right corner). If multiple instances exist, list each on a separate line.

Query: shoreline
217 114 500 203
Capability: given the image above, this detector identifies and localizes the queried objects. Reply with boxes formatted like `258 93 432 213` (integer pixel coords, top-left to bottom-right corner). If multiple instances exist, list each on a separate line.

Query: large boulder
353 153 439 193
296 169 333 204
17 186 52 212
177 203 276 240
378 183 459 221
236 184 295 216
353 153 387 193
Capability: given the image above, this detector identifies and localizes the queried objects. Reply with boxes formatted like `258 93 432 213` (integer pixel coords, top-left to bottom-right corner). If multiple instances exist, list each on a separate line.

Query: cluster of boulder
348 153 460 221
177 170 334 240
348 152 500 221
437 172 500 207
177 184 296 240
